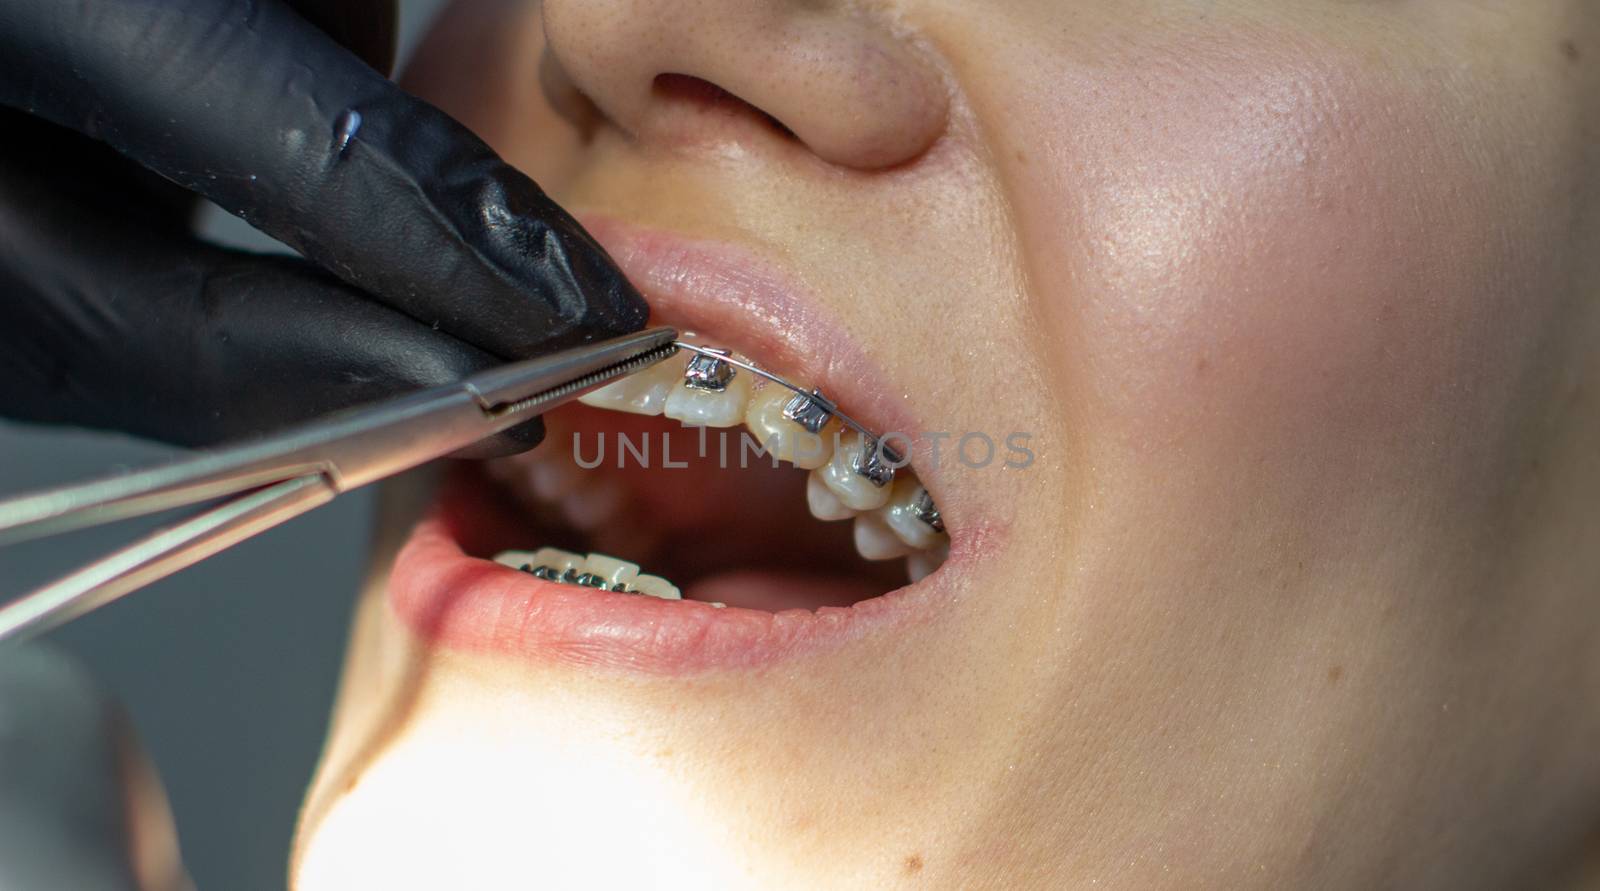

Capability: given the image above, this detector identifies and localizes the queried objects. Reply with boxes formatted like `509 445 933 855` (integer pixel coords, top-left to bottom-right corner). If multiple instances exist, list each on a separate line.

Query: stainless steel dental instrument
670 340 908 480
0 327 681 643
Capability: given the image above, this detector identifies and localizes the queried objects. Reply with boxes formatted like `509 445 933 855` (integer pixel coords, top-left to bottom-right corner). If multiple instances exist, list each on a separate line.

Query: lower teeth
493 548 685 601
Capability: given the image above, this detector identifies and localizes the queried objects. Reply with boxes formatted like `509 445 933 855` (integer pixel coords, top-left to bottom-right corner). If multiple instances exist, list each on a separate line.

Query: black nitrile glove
0 645 188 891
0 0 648 457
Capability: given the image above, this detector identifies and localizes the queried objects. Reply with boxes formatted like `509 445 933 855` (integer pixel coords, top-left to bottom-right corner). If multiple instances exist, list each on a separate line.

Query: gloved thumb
0 644 190 891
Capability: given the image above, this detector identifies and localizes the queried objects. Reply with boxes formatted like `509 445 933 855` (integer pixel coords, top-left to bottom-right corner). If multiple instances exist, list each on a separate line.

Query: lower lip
387 471 938 675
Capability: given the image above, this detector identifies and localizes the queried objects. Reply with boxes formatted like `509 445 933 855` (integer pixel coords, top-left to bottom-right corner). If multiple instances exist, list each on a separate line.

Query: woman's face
293 1 1600 887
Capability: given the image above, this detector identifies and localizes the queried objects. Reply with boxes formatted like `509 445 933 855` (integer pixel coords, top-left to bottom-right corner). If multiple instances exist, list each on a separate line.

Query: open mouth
479 340 949 610
387 219 958 673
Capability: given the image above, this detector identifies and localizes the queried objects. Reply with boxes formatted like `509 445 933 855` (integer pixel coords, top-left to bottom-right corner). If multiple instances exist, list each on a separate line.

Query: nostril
540 0 948 170
540 49 603 139
651 74 799 142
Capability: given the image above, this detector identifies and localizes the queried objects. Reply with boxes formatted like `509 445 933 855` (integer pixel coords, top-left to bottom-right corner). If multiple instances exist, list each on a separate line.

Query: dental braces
912 488 944 534
672 341 909 485
782 389 835 433
683 348 737 392
517 562 637 594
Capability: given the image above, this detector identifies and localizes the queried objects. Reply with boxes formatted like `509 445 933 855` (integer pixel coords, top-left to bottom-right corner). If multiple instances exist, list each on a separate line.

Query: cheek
399 2 587 187
1009 38 1573 512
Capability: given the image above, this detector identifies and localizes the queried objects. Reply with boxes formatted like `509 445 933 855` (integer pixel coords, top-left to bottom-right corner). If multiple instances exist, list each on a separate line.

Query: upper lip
387 217 964 674
577 213 928 450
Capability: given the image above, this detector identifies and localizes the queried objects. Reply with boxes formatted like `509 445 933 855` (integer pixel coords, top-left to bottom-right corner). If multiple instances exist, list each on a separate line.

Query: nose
541 0 949 171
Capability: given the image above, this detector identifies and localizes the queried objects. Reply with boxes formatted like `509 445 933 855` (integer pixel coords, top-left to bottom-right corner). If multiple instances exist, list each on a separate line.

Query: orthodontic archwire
509 339 944 599
524 563 631 593
671 339 914 494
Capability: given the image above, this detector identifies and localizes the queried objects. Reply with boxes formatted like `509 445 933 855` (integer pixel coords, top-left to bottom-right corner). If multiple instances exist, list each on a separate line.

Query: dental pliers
0 327 680 644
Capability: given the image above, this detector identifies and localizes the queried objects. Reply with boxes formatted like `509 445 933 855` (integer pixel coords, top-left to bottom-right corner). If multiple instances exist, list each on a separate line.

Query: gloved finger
0 644 189 891
0 164 542 457
0 1 395 232
0 250 547 458
0 0 648 361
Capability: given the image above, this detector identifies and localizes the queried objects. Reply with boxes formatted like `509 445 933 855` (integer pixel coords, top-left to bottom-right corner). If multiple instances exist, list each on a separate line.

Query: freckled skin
293 3 1600 889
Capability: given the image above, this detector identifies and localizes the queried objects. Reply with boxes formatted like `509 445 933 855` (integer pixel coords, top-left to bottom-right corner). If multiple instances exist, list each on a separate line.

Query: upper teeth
682 350 736 391
878 477 945 550
782 389 836 433
818 433 892 511
567 345 951 582
806 472 856 521
575 351 681 416
665 353 751 427
746 386 835 469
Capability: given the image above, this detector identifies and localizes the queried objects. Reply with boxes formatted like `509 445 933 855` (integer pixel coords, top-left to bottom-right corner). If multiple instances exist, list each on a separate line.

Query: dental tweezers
0 327 680 644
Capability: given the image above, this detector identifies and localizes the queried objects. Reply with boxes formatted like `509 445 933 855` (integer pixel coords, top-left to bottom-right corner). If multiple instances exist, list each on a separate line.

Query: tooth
906 542 949 583
578 353 686 416
744 386 835 469
819 433 892 511
532 547 584 572
494 549 689 597
581 553 640 589
630 573 682 600
664 353 752 427
493 547 583 575
853 513 912 560
806 472 856 521
877 477 945 550
492 550 537 570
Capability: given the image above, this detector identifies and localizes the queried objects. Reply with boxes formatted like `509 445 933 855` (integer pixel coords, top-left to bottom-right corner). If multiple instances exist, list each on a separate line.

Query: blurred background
0 1 450 887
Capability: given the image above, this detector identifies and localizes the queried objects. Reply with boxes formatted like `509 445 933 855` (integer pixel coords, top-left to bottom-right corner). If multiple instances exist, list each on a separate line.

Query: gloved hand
0 644 189 891
0 0 647 457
